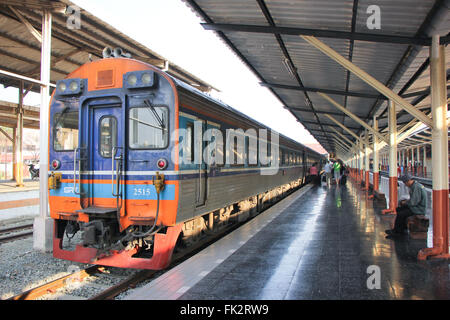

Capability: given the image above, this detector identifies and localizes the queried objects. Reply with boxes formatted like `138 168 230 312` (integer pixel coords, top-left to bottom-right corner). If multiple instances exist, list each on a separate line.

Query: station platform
125 180 450 300
0 180 39 222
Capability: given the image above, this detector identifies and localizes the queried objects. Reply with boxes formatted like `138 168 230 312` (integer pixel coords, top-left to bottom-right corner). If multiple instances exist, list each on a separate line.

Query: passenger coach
48 51 324 269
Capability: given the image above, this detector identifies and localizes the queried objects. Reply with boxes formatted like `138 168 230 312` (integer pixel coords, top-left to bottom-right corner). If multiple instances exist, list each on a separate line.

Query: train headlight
127 74 138 86
57 82 67 92
56 79 83 95
141 73 152 85
69 81 79 92
124 71 155 89
157 158 168 170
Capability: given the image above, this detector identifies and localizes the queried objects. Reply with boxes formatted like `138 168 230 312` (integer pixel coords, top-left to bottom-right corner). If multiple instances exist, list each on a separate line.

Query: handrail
111 146 123 197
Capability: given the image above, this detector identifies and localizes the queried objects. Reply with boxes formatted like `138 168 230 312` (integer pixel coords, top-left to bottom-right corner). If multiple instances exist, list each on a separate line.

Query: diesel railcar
48 52 324 269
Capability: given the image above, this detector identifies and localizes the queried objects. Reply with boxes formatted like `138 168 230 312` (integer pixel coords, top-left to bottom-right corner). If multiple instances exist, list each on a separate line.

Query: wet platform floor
178 181 450 300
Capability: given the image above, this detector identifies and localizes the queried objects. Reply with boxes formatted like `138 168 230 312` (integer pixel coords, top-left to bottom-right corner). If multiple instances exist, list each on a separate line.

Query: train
48 48 325 269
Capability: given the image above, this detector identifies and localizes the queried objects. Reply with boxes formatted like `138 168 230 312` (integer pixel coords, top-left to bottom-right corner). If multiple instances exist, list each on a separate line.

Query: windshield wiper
144 99 165 130
54 106 70 128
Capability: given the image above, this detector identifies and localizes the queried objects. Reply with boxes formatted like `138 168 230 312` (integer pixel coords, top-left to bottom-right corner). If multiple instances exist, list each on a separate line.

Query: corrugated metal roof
183 0 450 154
0 0 216 93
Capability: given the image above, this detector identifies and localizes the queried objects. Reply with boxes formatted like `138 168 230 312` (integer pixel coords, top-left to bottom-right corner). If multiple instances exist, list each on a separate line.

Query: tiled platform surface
128 181 450 300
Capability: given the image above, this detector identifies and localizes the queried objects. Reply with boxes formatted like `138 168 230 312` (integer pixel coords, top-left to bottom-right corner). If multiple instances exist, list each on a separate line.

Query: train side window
99 116 117 158
53 110 79 151
129 106 169 149
246 134 258 166
184 122 194 162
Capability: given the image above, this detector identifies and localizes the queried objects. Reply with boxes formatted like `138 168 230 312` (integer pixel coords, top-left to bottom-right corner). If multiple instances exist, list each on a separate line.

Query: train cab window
129 106 168 149
99 116 117 158
53 110 79 151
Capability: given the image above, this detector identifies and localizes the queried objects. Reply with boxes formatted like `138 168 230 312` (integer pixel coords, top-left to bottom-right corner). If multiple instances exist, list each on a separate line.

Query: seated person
385 174 427 236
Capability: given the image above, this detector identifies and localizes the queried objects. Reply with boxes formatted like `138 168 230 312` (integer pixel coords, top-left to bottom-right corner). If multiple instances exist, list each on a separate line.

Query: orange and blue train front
48 58 181 269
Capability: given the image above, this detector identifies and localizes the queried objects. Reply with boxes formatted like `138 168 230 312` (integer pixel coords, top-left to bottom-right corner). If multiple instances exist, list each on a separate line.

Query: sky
1 0 326 154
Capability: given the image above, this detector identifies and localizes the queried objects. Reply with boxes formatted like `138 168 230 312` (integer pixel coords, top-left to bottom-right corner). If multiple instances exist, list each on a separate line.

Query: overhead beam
260 82 382 99
0 68 55 87
302 119 360 131
201 23 448 46
331 135 351 151
261 82 444 101
301 35 434 129
8 5 41 42
329 126 357 148
317 92 389 143
324 114 361 142
286 106 343 117
308 128 353 136
0 126 13 142
0 0 66 11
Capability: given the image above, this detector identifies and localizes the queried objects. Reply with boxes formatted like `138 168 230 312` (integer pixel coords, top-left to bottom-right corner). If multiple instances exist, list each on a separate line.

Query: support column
382 100 398 215
423 145 427 177
34 10 53 253
15 81 24 187
372 117 380 192
416 146 420 176
418 35 450 260
12 127 16 180
359 138 364 183
364 135 370 191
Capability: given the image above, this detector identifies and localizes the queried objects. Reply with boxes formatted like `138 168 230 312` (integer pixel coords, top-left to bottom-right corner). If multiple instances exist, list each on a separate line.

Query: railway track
5 220 249 300
6 184 307 300
0 223 33 244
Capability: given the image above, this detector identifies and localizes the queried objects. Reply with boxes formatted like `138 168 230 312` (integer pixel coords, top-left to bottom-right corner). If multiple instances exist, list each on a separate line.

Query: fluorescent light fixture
282 58 297 77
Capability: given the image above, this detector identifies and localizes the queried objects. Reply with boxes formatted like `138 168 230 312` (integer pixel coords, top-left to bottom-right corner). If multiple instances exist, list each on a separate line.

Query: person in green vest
333 160 341 186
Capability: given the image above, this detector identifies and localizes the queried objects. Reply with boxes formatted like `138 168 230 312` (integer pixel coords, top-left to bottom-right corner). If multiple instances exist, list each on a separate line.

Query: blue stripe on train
50 182 175 200
58 167 293 181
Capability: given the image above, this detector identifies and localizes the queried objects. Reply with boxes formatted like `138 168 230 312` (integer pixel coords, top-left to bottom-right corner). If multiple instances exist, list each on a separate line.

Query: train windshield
53 107 79 151
129 104 168 149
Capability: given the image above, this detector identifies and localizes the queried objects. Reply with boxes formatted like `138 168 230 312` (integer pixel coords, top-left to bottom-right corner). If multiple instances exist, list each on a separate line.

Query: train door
78 100 124 212
195 119 207 207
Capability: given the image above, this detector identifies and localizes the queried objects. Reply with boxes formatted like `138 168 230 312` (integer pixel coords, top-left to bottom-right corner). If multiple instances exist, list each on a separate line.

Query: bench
407 215 429 239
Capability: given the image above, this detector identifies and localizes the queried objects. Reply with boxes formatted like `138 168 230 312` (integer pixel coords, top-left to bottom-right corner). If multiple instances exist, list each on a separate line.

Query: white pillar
382 100 398 214
34 10 53 252
418 34 449 259
359 138 364 181
423 145 427 176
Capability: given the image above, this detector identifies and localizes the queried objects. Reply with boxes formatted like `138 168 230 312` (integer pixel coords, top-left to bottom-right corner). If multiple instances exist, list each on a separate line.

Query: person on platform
333 160 341 186
323 161 333 187
385 174 427 237
309 162 319 185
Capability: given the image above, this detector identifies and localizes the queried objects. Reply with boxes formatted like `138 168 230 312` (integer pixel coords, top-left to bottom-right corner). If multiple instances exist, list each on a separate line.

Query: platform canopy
183 0 450 154
0 0 217 94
